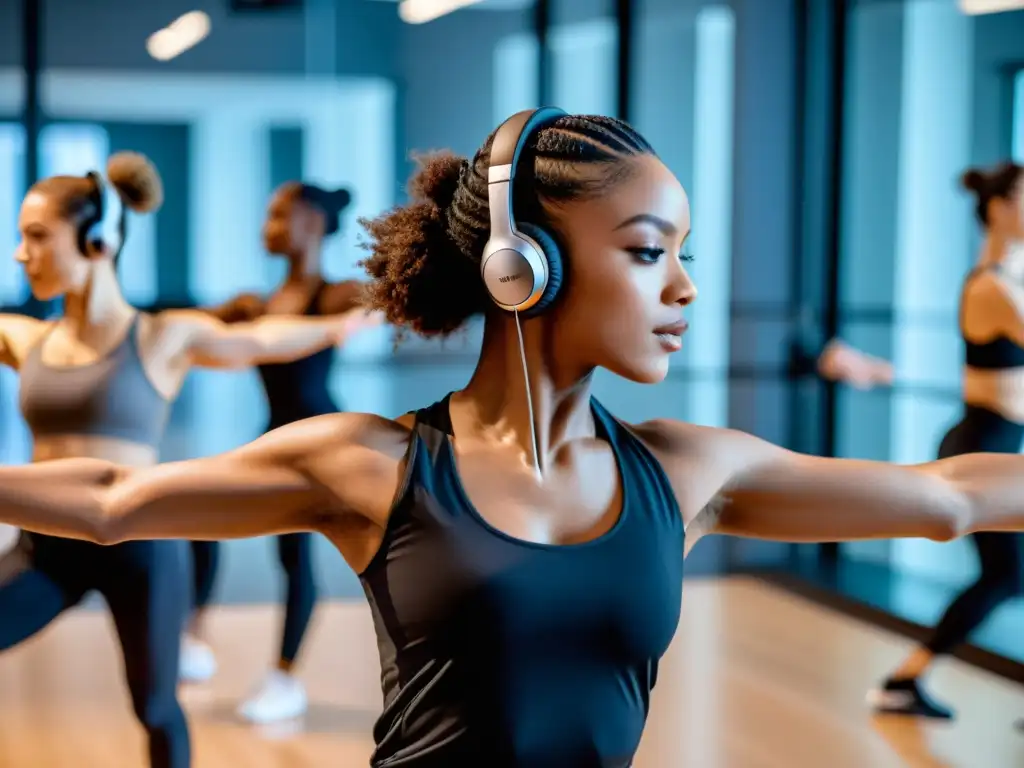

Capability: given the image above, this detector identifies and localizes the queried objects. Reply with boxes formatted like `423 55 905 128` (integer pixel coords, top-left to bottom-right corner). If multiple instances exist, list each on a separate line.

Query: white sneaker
237 670 308 724
179 635 217 683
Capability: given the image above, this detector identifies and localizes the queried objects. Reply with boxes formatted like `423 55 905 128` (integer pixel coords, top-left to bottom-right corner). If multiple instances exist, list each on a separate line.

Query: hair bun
329 187 352 211
408 151 467 212
358 150 486 337
106 151 163 213
960 168 986 193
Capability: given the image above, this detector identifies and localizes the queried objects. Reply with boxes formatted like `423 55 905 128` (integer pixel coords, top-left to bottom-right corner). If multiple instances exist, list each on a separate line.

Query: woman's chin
610 356 671 385
28 283 60 301
264 238 290 255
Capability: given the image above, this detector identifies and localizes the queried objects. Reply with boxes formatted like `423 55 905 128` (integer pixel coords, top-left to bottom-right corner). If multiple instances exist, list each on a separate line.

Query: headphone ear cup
80 223 104 257
516 222 564 318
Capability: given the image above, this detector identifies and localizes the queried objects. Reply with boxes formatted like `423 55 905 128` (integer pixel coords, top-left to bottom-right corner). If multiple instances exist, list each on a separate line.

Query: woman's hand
817 339 894 389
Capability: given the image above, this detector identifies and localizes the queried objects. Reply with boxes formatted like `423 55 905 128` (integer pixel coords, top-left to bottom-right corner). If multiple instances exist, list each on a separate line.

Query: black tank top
358 395 685 767
256 282 338 430
961 267 1024 370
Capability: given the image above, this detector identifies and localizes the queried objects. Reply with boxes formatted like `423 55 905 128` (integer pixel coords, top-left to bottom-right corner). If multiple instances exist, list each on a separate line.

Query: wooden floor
1 575 1022 767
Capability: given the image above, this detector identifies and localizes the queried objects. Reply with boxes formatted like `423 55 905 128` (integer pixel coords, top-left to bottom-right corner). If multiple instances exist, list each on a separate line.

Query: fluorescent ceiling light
399 0 484 24
959 0 1024 14
147 11 211 61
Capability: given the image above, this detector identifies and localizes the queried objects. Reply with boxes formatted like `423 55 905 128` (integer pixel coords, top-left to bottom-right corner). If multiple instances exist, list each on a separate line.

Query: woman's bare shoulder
628 416 747 481
292 411 419 548
625 418 723 458
623 418 772 532
294 411 416 460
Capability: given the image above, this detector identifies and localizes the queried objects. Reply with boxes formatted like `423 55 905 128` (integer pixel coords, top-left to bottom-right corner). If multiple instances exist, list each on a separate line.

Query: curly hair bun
106 151 164 213
408 150 466 211
359 151 487 337
960 168 986 193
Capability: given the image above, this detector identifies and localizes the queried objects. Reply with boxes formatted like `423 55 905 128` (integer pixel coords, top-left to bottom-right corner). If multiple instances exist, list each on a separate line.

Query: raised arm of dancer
160 306 383 369
199 292 266 324
0 313 49 370
0 412 405 544
816 338 894 390
317 279 367 316
197 281 366 328
647 421 1024 544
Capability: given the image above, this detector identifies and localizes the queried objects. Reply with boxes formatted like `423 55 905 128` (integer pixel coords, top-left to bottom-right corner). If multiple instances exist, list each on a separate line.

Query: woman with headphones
0 114 1022 766
183 181 372 726
0 152 376 768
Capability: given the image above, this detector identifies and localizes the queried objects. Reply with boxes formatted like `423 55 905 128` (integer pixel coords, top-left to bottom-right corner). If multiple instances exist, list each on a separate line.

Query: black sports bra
961 268 1024 370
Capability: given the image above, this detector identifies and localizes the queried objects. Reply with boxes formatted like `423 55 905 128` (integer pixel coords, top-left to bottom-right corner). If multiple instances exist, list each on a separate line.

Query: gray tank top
19 314 170 448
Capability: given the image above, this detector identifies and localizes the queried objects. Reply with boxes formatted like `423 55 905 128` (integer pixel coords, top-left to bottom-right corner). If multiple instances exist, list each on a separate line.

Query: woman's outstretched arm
197 292 266 324
644 421 1024 543
0 413 399 544
159 307 383 370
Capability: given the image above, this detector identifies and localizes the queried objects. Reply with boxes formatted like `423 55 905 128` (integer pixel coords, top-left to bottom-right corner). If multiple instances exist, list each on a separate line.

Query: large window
0 123 24 305
493 12 618 124
1015 68 1024 162
634 2 736 428
830 0 1024 663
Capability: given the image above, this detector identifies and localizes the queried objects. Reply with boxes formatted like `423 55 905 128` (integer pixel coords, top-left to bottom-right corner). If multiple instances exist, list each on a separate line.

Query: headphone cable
513 308 542 480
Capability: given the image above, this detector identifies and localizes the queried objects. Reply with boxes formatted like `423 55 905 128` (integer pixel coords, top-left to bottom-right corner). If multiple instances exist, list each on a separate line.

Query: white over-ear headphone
80 171 124 257
480 107 567 318
478 108 569 478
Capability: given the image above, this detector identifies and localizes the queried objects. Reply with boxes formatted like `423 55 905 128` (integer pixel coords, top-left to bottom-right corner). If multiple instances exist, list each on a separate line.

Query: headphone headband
82 170 124 257
487 107 567 238
489 107 566 169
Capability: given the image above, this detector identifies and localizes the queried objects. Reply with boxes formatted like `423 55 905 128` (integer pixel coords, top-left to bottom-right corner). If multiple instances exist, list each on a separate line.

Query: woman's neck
980 232 1024 265
61 262 134 337
286 244 322 282
980 233 1006 266
458 317 595 476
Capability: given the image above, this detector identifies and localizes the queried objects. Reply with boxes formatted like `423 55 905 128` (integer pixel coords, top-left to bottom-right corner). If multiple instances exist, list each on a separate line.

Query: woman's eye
627 247 665 263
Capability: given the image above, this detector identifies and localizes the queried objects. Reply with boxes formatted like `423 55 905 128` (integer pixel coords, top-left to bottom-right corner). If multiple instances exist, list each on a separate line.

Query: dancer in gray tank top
0 151 380 768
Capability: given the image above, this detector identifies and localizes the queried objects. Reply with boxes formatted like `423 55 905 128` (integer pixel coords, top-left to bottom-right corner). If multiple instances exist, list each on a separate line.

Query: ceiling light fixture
146 11 211 62
398 0 484 24
958 0 1024 15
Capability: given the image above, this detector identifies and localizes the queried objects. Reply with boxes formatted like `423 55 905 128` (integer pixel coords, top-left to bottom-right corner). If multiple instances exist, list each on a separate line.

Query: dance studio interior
2 0 1024 765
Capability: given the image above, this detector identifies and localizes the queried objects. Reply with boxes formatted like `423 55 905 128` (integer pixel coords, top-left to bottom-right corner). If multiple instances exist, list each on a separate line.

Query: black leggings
191 538 219 609
0 533 191 768
924 405 1024 655
190 534 317 665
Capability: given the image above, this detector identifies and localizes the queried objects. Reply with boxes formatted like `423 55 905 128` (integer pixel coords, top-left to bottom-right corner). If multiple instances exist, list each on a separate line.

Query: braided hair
359 114 655 337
